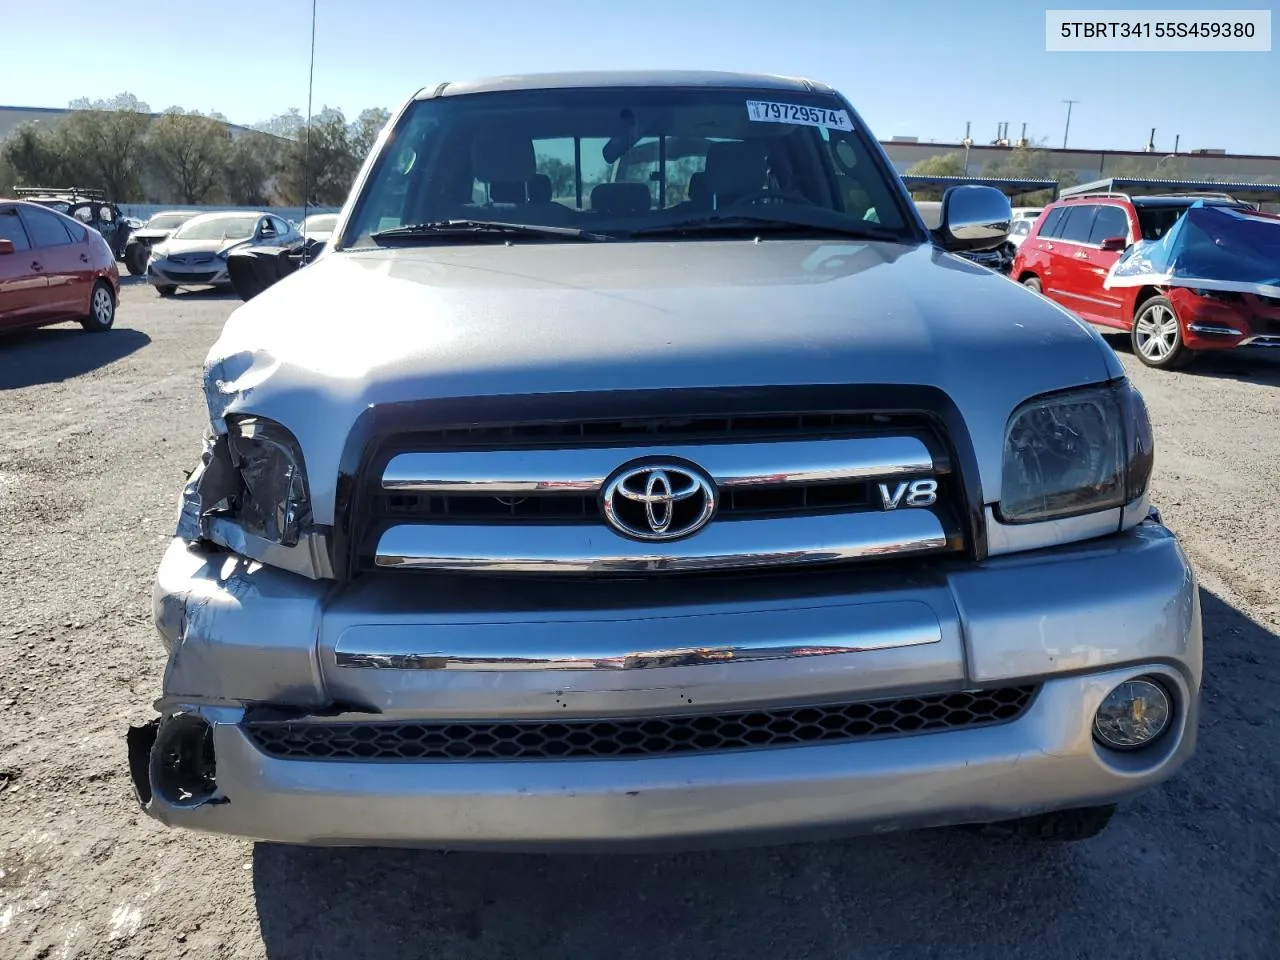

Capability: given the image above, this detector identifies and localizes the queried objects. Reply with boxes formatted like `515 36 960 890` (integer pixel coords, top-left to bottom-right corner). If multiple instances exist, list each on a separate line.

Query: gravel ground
1 278 1278 960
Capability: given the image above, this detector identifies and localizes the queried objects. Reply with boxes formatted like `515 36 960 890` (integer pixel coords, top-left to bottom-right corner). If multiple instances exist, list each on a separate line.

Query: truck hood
206 239 1122 522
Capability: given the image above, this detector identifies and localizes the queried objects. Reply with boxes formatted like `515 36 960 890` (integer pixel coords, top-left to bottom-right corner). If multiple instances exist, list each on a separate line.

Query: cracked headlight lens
999 380 1153 524
227 417 311 545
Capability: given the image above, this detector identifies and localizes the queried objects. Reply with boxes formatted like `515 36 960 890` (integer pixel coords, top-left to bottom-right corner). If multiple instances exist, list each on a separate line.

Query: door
18 205 91 321
1080 204 1131 326
1020 206 1065 289
1044 204 1103 320
0 205 48 329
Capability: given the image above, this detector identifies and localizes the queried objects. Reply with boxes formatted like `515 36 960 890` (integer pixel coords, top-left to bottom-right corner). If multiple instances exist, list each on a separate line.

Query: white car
1006 207 1043 250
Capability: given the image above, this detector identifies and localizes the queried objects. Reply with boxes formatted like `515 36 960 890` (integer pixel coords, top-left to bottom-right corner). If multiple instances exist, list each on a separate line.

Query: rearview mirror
933 185 1011 253
1099 236 1127 252
0 239 13 255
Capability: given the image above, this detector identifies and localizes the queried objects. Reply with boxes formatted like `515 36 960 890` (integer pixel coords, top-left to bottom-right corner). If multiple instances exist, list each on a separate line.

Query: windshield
172 215 257 241
147 213 194 230
302 214 338 233
343 86 916 248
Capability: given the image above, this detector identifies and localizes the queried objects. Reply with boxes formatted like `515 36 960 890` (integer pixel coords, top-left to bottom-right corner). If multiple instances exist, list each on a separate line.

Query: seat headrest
488 181 526 204
704 141 769 198
590 182 652 215
471 133 536 184
686 171 708 203
528 173 553 203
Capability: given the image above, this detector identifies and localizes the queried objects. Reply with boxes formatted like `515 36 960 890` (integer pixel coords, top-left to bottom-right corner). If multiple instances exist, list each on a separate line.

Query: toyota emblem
601 460 717 541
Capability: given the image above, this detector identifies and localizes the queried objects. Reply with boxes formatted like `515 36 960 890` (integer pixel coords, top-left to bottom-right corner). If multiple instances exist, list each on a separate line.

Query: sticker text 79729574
746 100 854 131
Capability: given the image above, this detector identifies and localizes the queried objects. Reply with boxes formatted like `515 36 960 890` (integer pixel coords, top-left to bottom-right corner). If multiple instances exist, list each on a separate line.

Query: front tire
80 281 116 332
155 284 177 297
1022 275 1042 294
124 243 148 276
973 804 1116 842
1132 295 1191 369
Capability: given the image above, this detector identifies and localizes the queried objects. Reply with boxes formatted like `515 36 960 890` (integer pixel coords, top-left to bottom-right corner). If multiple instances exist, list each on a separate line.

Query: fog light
1093 677 1172 750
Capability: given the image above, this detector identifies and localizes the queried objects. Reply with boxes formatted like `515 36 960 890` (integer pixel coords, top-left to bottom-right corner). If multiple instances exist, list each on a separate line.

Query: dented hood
205 239 1120 522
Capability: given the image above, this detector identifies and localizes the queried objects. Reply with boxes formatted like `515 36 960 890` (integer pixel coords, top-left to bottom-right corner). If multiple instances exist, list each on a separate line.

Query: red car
0 199 120 334
1011 193 1280 369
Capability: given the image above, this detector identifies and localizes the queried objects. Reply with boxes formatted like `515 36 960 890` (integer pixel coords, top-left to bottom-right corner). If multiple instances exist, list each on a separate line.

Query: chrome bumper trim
1239 335 1280 347
1187 323 1243 336
333 597 943 670
373 509 950 573
381 436 940 495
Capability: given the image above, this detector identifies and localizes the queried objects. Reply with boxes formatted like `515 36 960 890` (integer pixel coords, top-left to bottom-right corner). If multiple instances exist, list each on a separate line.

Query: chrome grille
244 687 1037 762
352 411 967 575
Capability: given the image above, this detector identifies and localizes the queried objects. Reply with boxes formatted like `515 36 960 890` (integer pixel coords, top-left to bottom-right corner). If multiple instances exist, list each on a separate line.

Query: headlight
998 380 1153 524
226 416 311 545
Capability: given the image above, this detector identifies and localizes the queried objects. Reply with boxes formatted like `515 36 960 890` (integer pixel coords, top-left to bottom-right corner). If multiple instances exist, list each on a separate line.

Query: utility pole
961 121 973 175
1062 100 1079 149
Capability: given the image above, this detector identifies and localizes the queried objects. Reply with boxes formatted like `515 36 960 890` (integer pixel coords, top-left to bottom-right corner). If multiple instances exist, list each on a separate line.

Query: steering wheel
729 188 814 207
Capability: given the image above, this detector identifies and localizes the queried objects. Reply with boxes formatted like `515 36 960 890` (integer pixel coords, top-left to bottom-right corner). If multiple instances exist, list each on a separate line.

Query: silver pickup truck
130 71 1201 851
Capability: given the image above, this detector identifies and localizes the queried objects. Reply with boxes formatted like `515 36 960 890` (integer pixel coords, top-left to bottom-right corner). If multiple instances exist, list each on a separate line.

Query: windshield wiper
371 220 613 244
628 213 904 243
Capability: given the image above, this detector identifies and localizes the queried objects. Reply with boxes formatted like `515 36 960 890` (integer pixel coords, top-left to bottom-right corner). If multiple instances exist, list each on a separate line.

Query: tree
253 109 304 140
148 109 231 203
276 107 360 206
981 147 1078 204
224 132 283 205
69 92 152 113
535 155 574 198
350 108 391 163
904 151 968 199
54 108 152 200
1 123 67 186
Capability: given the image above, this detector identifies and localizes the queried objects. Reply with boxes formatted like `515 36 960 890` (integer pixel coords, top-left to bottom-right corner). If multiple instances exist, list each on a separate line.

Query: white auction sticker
746 100 854 131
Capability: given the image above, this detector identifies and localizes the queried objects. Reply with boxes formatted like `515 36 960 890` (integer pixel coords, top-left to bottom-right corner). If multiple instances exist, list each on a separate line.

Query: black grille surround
331 386 991 579
244 687 1037 762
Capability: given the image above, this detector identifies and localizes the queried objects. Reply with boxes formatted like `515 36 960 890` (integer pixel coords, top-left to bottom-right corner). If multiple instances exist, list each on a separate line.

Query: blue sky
2 0 1276 154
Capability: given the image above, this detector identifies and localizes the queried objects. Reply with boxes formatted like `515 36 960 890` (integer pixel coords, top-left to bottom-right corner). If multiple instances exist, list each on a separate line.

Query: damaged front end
175 419 334 581
128 707 229 818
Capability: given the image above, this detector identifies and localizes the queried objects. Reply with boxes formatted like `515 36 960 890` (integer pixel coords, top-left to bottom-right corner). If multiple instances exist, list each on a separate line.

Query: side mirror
0 239 13 255
933 185 1011 253
1099 236 1127 252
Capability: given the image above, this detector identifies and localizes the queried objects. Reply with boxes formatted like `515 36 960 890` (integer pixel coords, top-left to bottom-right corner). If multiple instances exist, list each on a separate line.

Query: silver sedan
147 211 300 296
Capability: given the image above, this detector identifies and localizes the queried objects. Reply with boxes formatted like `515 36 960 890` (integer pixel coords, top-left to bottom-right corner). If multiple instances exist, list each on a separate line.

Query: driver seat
703 140 770 208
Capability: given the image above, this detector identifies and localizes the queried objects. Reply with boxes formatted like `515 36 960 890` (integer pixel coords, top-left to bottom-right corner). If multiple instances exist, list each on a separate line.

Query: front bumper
147 258 230 287
134 516 1201 850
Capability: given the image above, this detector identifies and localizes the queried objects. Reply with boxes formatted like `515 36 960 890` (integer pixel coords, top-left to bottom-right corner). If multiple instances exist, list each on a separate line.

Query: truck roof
416 70 832 100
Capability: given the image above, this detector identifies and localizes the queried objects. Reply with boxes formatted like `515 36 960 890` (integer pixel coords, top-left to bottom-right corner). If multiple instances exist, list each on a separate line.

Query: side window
258 217 276 236
1037 207 1066 238
1057 205 1098 243
0 208 32 250
63 219 88 241
270 216 289 235
99 205 116 223
1088 205 1129 244
19 207 74 248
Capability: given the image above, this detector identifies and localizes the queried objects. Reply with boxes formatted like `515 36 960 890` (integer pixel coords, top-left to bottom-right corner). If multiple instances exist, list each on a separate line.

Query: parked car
1011 190 1280 368
1004 208 1043 254
146 211 299 296
123 210 199 276
225 211 341 301
131 71 1199 852
12 187 132 261
0 200 120 332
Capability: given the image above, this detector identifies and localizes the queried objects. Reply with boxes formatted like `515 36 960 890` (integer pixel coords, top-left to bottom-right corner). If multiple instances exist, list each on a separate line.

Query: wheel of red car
1022 275 1042 294
1131 296 1191 369
81 281 116 333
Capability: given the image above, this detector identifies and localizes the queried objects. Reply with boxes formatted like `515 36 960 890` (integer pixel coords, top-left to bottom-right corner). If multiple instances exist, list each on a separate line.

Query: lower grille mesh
244 687 1036 762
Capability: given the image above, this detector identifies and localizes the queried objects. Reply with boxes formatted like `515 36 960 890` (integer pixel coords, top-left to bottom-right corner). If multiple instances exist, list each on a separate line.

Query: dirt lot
1 278 1279 960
